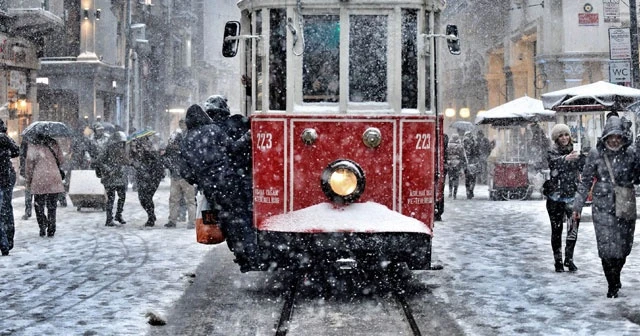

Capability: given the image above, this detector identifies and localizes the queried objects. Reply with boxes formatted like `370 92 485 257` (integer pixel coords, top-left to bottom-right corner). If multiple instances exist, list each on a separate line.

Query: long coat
25 142 65 195
0 133 19 188
574 132 639 259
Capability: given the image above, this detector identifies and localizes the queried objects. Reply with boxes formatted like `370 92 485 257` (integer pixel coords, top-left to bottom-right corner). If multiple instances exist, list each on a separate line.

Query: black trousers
602 258 626 289
546 199 579 261
105 185 126 221
34 193 60 236
448 168 461 197
464 170 476 197
137 179 160 223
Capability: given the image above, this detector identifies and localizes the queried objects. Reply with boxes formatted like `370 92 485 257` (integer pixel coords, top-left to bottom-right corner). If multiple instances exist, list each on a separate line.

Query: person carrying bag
572 115 639 298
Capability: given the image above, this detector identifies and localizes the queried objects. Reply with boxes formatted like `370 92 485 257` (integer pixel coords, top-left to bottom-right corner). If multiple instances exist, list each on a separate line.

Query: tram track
273 266 423 336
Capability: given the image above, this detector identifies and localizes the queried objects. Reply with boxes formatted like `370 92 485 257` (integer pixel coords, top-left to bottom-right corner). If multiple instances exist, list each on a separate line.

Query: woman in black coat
545 123 585 272
573 116 640 298
130 134 165 227
0 119 19 255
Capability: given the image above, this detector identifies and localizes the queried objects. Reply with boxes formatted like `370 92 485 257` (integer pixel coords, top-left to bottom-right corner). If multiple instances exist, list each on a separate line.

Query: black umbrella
22 121 73 141
99 122 116 134
449 120 475 132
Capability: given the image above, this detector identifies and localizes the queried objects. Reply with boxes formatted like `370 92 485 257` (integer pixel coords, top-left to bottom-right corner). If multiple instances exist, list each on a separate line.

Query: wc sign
609 60 632 87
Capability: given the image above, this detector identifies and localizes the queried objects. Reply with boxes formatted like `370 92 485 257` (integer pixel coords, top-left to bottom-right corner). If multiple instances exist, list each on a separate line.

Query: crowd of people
0 94 257 272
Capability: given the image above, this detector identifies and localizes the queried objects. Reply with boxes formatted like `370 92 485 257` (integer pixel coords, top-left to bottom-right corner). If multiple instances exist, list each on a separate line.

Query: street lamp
444 108 456 117
459 107 470 118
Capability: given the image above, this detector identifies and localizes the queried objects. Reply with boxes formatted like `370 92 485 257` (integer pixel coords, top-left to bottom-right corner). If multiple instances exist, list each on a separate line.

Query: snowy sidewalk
0 178 217 335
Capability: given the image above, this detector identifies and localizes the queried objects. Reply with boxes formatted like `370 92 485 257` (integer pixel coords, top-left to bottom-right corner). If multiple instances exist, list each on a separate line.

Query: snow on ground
427 184 640 336
0 178 216 336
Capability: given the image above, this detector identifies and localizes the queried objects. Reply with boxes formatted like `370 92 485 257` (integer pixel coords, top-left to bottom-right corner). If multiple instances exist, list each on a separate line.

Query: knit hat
551 124 571 142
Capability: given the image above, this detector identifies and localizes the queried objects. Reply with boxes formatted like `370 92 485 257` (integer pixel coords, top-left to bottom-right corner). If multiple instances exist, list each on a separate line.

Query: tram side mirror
446 24 461 55
222 21 241 58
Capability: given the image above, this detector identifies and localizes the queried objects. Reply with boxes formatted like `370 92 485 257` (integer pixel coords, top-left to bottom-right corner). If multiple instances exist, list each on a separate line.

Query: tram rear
223 0 458 271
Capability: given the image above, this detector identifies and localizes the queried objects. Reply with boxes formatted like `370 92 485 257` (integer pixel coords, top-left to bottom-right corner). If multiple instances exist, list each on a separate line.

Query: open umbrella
22 121 73 141
127 129 156 142
99 122 116 134
449 120 475 132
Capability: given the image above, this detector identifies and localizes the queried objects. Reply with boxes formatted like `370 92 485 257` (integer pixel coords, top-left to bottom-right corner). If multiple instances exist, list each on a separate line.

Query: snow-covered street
3 181 640 335
0 179 215 335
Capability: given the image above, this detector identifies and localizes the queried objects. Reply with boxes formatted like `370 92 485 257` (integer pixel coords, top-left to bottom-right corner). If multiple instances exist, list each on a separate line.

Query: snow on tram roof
262 201 431 234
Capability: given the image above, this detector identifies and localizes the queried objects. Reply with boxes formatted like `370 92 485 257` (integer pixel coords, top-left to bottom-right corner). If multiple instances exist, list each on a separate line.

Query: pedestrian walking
24 134 65 237
18 141 33 220
0 119 19 255
462 131 480 199
435 133 449 221
162 120 195 229
573 116 639 298
545 123 586 273
130 132 165 227
180 104 257 272
446 134 464 199
95 131 129 226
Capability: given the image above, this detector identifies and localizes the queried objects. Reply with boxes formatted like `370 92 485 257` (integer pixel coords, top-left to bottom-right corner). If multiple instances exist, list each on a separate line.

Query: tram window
424 12 432 110
350 15 388 102
255 10 263 112
402 10 418 109
270 9 287 110
303 15 340 103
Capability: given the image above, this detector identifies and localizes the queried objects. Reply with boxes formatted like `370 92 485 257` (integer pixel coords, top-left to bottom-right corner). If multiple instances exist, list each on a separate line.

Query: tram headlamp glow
321 160 366 204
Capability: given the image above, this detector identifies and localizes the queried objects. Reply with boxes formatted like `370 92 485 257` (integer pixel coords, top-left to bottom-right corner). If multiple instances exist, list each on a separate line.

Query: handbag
604 155 636 220
194 193 225 244
46 145 66 180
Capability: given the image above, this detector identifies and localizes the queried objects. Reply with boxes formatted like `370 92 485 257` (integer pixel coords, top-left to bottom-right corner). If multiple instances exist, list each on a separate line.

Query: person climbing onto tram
545 123 586 273
179 104 258 272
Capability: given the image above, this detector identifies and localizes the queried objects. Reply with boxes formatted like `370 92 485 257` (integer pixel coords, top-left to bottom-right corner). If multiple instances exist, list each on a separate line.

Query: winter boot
554 251 564 272
114 213 127 224
564 240 578 272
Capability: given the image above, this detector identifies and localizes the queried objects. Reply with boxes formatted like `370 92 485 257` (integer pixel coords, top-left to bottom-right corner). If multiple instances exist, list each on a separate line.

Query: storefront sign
0 33 38 69
609 28 631 60
603 0 621 23
579 13 599 26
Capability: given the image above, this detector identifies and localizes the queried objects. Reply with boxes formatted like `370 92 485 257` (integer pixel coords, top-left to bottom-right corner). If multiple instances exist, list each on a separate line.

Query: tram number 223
256 132 273 150
415 133 431 150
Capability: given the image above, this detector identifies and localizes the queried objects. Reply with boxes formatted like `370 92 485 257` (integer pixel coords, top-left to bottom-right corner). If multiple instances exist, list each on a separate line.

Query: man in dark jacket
462 131 480 199
0 119 20 255
179 104 257 272
163 119 195 228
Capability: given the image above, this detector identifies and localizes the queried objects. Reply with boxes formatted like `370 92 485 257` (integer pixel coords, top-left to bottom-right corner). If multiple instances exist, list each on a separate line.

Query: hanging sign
603 0 621 23
609 28 631 60
609 60 632 87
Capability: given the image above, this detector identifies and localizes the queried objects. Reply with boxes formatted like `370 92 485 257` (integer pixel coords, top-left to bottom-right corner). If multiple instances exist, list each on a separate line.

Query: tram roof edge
237 0 445 11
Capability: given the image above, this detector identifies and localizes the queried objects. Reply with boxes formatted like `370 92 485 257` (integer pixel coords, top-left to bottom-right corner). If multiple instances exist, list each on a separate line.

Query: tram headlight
321 160 366 204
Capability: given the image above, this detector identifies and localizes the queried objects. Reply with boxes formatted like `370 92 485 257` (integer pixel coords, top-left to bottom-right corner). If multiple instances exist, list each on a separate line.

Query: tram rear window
303 15 340 103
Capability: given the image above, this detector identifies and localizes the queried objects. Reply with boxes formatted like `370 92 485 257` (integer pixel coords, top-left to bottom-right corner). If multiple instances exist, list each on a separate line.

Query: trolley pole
631 0 640 88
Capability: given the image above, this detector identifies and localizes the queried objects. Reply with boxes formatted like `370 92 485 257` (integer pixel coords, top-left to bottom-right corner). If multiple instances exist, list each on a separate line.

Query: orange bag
195 193 225 244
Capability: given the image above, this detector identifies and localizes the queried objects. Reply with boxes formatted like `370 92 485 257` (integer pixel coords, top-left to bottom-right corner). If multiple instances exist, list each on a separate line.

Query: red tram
220 0 458 271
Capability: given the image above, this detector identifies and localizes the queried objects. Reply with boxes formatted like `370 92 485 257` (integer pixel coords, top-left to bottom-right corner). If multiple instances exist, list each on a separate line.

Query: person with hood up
163 119 196 229
25 134 65 237
179 104 257 272
572 116 640 298
545 124 586 273
96 131 129 226
0 119 19 255
130 133 165 227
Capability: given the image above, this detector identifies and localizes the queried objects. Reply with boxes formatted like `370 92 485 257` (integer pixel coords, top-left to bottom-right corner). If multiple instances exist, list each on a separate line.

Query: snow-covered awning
541 81 640 112
475 96 555 126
